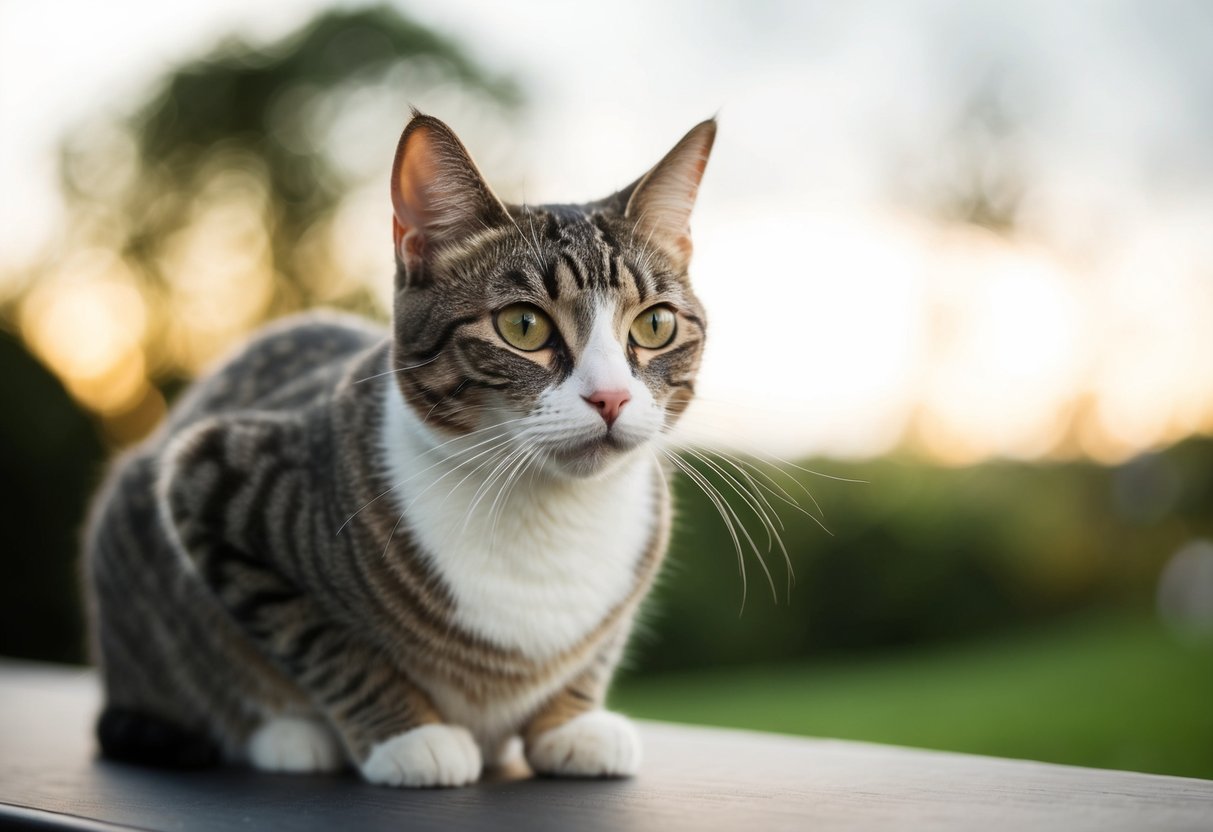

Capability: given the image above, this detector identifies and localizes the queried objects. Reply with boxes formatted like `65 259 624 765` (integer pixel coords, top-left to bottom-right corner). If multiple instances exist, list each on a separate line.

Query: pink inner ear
393 128 442 233
392 215 425 264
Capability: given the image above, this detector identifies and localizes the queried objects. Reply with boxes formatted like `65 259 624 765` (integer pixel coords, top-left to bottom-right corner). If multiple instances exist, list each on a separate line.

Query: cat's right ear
391 111 508 284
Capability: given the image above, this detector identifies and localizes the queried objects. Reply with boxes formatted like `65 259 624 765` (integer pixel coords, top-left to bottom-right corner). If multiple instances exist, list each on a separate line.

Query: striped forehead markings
560 253 587 290
492 208 671 302
541 262 561 300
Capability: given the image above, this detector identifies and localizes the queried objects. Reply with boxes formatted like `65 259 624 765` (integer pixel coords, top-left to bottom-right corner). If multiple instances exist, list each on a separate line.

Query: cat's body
85 113 713 787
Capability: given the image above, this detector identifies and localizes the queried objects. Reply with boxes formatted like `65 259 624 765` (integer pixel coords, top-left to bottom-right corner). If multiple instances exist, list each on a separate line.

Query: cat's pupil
648 314 658 334
520 314 532 335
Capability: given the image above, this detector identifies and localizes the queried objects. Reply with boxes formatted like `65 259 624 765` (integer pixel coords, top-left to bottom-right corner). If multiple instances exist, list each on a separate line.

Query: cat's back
162 310 385 437
86 310 384 562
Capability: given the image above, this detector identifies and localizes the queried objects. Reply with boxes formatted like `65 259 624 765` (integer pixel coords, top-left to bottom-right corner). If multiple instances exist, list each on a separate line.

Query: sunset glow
2 1 1211 462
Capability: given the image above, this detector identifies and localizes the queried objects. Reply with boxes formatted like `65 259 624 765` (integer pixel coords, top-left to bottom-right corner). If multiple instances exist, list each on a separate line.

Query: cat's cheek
613 397 666 448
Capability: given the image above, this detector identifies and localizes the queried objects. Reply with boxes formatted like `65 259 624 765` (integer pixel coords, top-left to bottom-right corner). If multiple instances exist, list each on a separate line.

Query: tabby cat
84 111 714 787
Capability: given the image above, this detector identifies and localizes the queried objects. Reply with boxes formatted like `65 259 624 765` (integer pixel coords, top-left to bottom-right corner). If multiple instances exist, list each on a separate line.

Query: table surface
1 660 1210 832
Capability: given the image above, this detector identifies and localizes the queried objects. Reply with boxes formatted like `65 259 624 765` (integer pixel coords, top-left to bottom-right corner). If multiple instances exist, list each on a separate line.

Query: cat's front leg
526 709 642 779
360 724 482 788
523 659 641 778
161 416 482 787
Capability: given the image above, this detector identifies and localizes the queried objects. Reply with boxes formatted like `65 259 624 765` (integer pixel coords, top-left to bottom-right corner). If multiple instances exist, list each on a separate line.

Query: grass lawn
610 613 1213 780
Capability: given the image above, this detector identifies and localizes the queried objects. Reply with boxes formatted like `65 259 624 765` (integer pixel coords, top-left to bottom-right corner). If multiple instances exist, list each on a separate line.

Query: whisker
423 378 470 424
674 450 779 604
420 415 529 457
663 449 772 610
684 447 796 597
466 441 532 522
662 417 859 530
692 445 833 537
431 441 523 551
507 204 544 270
487 445 539 556
683 447 776 552
667 407 869 485
404 435 519 514
336 420 526 535
352 355 440 384
381 512 406 561
662 449 751 608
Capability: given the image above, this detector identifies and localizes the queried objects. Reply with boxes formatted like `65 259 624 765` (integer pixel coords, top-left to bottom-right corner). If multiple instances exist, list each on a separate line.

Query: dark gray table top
1 660 1210 831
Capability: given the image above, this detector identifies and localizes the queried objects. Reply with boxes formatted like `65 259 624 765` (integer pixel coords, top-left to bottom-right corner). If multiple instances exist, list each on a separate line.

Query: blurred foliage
93 4 519 312
1 4 519 445
0 332 103 662
614 612 1213 779
631 438 1213 673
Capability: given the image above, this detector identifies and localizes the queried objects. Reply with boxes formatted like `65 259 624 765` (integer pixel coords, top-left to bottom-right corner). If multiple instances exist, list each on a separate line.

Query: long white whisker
703 449 790 529
404 435 519 514
687 448 797 596
664 449 754 606
663 422 847 526
336 420 526 535
352 355 440 384
466 441 532 522
663 449 765 611
684 443 832 537
487 445 538 556
685 447 779 547
508 203 544 269
381 512 406 561
522 205 547 268
423 379 470 424
684 453 776 603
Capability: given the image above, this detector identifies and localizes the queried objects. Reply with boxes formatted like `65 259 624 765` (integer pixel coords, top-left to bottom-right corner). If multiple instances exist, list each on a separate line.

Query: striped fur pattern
84 113 715 787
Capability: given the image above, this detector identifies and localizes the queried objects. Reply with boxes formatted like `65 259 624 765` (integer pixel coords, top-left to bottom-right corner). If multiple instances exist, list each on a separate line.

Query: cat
84 110 714 787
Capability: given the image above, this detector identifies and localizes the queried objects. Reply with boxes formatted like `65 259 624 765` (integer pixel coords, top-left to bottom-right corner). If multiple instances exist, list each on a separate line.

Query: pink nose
584 389 631 427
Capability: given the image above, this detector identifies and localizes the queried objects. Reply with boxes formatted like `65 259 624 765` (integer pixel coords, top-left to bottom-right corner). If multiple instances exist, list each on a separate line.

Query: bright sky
3 0 1213 462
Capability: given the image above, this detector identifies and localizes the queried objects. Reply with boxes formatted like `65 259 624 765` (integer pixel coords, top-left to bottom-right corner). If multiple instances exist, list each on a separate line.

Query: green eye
630 305 677 349
494 303 554 351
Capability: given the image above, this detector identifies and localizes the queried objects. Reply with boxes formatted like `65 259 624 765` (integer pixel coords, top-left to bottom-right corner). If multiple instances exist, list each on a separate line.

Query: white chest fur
379 384 657 661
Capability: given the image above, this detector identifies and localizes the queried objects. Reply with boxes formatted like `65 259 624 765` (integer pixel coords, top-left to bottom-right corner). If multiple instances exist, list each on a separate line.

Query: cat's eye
494 303 554 351
629 305 677 349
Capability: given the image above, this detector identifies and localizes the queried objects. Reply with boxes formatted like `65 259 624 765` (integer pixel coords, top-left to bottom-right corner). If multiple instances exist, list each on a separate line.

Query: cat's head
388 112 714 479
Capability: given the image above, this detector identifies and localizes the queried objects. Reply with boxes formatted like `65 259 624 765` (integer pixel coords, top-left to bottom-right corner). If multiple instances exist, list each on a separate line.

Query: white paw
360 724 482 788
247 716 344 773
527 711 642 778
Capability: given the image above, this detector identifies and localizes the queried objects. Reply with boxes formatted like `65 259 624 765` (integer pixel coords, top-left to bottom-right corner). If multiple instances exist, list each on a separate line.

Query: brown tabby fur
84 112 714 781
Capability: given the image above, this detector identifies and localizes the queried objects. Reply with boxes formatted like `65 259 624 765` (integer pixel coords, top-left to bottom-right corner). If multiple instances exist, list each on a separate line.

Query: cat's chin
545 434 643 480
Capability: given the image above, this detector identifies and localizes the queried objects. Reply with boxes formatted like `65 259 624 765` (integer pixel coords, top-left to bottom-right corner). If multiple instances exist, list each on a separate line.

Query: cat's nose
583 389 631 427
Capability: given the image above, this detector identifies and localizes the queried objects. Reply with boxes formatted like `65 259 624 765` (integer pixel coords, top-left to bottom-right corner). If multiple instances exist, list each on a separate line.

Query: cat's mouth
550 432 637 468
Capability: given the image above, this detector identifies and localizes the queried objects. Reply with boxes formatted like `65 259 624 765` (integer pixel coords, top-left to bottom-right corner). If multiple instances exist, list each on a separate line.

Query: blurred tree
100 4 520 313
0 331 103 662
5 3 520 445
893 74 1028 235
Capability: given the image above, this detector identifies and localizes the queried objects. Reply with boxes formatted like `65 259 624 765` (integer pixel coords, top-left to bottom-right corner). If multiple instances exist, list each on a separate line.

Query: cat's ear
623 118 717 271
391 111 508 278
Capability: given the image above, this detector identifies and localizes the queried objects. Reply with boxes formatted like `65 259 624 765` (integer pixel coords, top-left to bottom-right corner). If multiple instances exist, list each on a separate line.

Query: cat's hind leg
87 452 308 769
162 416 482 788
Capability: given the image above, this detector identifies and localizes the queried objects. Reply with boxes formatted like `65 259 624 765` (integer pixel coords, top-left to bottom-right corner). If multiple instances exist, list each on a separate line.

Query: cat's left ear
623 118 717 271
391 111 509 281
